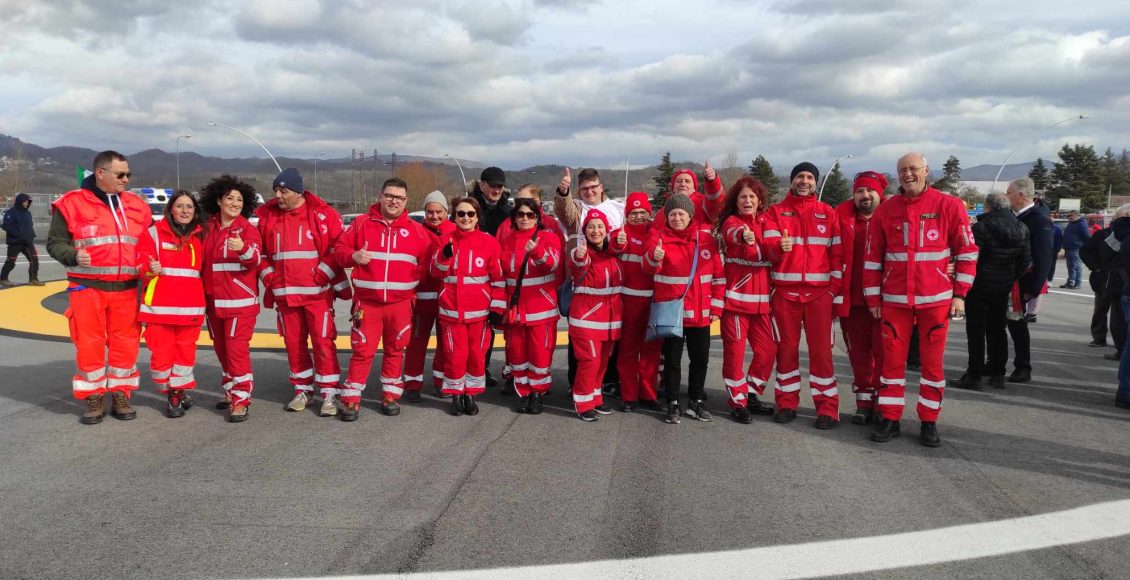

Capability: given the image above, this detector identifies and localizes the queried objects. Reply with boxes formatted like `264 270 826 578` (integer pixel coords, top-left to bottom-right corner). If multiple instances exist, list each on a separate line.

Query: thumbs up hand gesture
574 244 588 261
652 238 665 262
148 256 162 276
75 247 92 267
742 226 756 245
226 233 245 252
616 229 627 245
781 228 793 253
353 241 372 265
557 167 572 195
525 236 539 253
703 161 716 182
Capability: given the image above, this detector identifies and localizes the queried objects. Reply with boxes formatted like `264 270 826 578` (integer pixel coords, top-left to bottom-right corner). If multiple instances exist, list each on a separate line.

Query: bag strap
510 229 538 306
678 232 700 300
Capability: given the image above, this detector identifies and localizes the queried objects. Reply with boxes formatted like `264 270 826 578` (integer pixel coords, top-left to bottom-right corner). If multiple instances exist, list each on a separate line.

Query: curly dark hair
198 174 258 218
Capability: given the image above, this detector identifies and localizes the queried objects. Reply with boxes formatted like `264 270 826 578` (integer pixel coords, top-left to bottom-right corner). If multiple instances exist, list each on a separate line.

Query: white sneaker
286 392 309 412
319 395 339 417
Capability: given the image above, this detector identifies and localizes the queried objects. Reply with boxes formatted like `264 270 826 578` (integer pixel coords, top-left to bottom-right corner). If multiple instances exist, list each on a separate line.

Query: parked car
408 211 425 224
342 213 362 227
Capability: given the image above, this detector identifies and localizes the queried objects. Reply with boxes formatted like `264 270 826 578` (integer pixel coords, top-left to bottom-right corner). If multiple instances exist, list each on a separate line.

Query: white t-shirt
568 197 626 248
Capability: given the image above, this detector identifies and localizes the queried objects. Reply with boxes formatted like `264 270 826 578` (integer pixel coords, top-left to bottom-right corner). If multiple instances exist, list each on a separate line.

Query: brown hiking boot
110 391 137 420
81 394 105 425
28 279 45 286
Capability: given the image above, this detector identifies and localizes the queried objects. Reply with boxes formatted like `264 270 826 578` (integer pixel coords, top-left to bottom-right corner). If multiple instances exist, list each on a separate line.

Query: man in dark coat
467 166 512 388
954 193 1030 390
1083 206 1130 358
1004 178 1054 384
1 193 43 286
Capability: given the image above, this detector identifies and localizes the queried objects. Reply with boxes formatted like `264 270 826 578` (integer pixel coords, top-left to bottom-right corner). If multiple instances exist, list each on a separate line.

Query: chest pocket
918 217 946 251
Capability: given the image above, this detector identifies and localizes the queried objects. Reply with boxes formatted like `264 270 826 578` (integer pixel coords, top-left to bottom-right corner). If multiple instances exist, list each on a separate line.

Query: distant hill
962 162 1035 181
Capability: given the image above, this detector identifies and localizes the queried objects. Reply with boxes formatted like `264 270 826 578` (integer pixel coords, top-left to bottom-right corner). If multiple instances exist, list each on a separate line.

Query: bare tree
721 148 743 185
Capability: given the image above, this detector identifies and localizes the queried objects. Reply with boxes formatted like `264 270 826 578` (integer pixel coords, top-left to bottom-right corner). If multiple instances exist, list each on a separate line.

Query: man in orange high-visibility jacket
47 151 152 425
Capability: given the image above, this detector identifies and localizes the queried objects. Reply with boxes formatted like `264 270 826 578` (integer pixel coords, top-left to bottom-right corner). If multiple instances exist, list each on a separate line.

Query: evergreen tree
933 155 962 194
652 151 675 206
1027 158 1050 192
1048 143 1104 212
820 164 851 206
748 155 780 200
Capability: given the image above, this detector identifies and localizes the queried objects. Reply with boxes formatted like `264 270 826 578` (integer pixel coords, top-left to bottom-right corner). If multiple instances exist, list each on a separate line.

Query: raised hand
353 241 372 265
781 228 793 253
652 238 665 262
558 167 572 195
148 256 162 276
75 247 91 267
525 236 539 253
226 233 245 252
703 160 716 182
742 227 756 245
616 229 627 245
575 244 588 261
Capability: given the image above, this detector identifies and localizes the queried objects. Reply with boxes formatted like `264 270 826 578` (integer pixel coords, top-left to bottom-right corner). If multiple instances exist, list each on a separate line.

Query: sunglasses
514 210 537 218
101 169 132 179
456 210 477 218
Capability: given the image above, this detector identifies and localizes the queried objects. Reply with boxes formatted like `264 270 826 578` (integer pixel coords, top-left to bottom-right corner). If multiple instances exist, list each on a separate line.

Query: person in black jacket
1113 214 1130 409
954 194 1030 390
467 166 513 388
1 193 43 286
1004 178 1054 384
1081 208 1130 352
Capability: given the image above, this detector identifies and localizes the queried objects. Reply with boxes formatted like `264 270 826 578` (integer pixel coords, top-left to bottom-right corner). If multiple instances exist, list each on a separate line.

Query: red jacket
202 214 262 319
643 225 724 327
834 200 881 316
863 187 978 309
720 213 771 315
429 228 506 323
52 188 151 283
654 177 726 232
500 225 562 326
255 192 351 308
137 220 205 325
333 206 435 305
608 221 655 300
761 192 844 301
567 243 623 341
416 220 457 303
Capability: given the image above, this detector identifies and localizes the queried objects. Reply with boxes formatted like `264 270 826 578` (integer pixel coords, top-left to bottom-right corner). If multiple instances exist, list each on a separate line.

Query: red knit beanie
583 208 609 230
670 169 699 192
625 191 652 214
853 171 889 194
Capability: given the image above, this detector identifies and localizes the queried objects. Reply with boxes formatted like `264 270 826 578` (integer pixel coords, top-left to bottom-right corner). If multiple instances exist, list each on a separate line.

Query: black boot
1007 368 1031 383
529 392 544 415
515 396 529 414
952 373 983 390
746 393 774 415
871 418 901 442
919 422 942 447
450 394 464 416
463 395 479 416
773 408 797 424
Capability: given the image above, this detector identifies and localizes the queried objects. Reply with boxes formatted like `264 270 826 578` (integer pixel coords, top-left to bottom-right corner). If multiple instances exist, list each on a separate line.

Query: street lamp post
176 134 191 190
444 154 467 187
207 122 282 172
313 152 324 194
989 114 1091 194
818 154 854 201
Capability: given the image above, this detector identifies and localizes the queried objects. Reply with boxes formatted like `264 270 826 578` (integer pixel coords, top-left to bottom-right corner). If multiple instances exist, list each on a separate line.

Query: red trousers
506 322 557 397
403 301 445 391
275 301 340 398
65 285 141 399
441 319 490 396
144 323 202 393
876 305 950 422
770 291 839 417
206 311 256 406
343 299 413 404
617 296 661 403
721 311 776 410
840 306 883 411
572 337 612 413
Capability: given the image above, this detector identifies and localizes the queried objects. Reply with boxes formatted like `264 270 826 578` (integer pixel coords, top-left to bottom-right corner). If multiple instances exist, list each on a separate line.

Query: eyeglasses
382 193 407 203
898 166 926 175
515 210 537 218
100 168 132 179
578 184 602 192
456 210 477 218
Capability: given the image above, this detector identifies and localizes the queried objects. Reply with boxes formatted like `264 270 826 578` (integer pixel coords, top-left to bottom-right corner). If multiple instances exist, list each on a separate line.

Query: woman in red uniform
717 176 776 424
568 209 622 422
643 195 724 424
500 198 562 414
431 197 506 416
609 192 661 411
137 191 206 418
200 175 261 422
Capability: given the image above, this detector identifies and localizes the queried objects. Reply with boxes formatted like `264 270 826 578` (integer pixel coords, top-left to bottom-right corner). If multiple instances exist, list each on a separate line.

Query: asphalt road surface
1 246 1127 579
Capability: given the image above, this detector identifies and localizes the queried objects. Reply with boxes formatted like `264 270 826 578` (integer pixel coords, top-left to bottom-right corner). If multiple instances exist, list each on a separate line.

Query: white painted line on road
302 499 1130 579
1048 290 1094 298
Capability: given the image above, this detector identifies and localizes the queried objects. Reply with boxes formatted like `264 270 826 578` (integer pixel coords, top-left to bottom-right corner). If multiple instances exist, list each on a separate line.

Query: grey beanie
663 194 696 219
421 190 449 212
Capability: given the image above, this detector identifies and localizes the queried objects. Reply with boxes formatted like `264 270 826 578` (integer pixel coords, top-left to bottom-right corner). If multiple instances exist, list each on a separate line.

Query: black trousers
1109 292 1126 354
1006 317 1031 372
662 326 710 402
965 286 1010 377
1 243 38 280
1092 283 1113 343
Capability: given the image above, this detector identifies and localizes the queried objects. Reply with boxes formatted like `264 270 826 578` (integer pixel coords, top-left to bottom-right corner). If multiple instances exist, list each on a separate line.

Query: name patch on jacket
920 213 938 219
161 242 178 251
814 213 827 218
780 211 795 217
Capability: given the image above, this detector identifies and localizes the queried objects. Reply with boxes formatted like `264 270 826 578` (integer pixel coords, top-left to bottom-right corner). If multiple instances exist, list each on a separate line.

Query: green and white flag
76 166 93 186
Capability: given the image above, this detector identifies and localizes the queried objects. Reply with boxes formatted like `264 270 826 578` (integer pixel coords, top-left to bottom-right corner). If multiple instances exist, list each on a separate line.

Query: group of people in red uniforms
48 150 976 447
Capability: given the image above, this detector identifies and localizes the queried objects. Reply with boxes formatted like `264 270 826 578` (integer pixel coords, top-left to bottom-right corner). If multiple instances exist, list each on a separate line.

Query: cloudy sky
1 0 1128 175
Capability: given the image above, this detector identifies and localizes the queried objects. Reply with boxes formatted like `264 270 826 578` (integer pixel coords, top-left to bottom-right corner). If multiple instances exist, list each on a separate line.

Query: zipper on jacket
298 225 304 246
381 225 391 302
